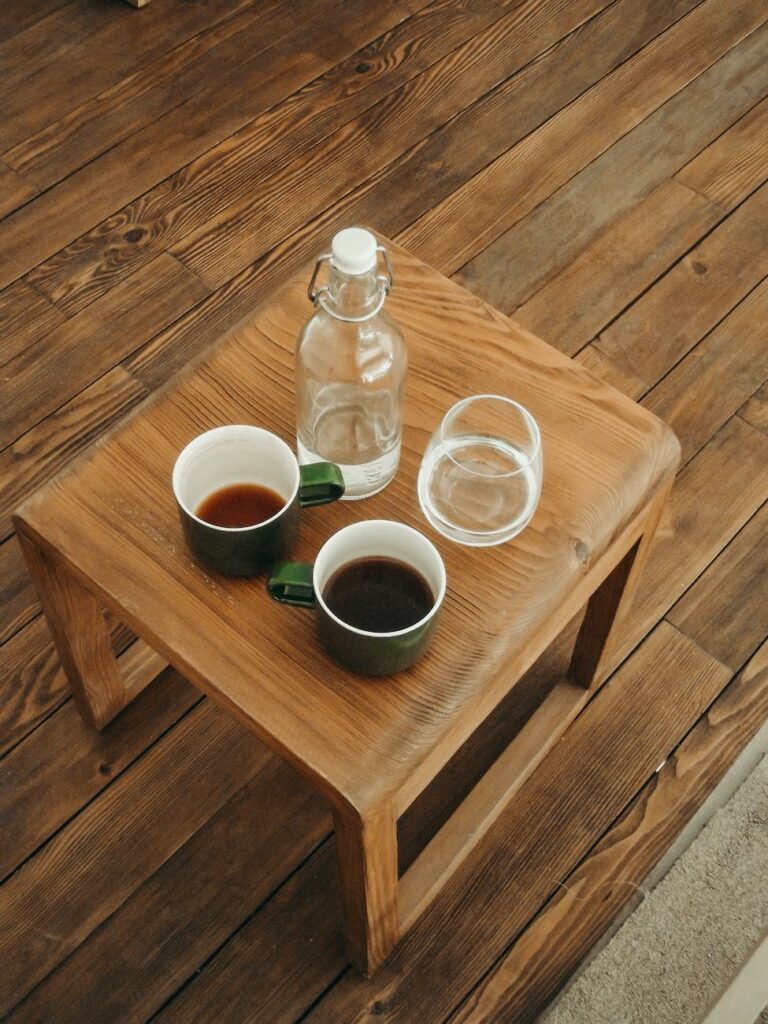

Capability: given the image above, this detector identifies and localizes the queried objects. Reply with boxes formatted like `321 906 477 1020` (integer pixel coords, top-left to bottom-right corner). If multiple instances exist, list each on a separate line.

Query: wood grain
0 615 69 758
15 234 679 974
0 699 268 1016
448 641 768 1024
7 754 331 1024
121 11 768 392
15 528 129 729
0 367 148 542
0 668 196 880
156 842 343 1024
0 618 152 760
398 617 582 875
0 1 118 102
15 237 679 819
0 257 203 448
668 503 768 671
676 96 768 209
172 0 676 289
167 623 729 1024
0 537 38 644
575 344 646 400
152 622 727 1024
612 416 768 665
334 804 400 976
596 184 768 387
0 0 76 44
400 0 768 275
1 1 287 189
0 0 282 152
155 629 573 1022
643 277 768 461
739 382 768 434
513 181 723 355
20 0 506 310
399 677 587 934
455 23 768 311
0 279 65 368
0 0 765 1014
0 0 423 291
0 160 36 218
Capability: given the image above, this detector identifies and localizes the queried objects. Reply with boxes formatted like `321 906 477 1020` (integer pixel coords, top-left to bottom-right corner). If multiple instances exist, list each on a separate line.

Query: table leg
16 525 131 730
569 478 673 688
332 801 399 977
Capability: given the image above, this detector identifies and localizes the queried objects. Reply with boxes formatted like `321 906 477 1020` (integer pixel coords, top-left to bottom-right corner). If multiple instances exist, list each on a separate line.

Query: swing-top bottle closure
307 227 394 323
296 226 407 499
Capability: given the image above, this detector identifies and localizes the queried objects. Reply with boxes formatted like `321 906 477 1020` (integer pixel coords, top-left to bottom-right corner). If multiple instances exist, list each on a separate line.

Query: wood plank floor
0 1 766 1020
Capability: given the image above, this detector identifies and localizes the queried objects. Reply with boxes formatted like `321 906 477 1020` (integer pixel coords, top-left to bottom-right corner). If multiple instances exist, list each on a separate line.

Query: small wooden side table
14 235 680 976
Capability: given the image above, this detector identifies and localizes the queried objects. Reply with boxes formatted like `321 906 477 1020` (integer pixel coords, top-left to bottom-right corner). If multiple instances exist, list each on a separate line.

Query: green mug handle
298 462 345 507
268 562 315 608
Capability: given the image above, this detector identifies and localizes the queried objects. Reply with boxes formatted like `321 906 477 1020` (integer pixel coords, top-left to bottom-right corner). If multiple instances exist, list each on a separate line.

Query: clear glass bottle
296 228 407 499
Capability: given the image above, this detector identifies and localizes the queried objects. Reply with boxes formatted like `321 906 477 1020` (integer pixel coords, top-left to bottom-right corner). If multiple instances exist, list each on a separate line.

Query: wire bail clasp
308 252 333 304
375 243 394 295
307 244 394 319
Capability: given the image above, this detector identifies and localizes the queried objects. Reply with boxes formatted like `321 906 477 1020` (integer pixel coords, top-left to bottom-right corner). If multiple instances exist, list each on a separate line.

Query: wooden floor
0 0 766 1020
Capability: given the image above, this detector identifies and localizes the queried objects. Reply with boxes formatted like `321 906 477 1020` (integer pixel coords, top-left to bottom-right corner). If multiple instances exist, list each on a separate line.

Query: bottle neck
323 265 381 319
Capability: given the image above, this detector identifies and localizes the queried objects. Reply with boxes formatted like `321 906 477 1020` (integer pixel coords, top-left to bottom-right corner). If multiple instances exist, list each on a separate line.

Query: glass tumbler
417 395 542 546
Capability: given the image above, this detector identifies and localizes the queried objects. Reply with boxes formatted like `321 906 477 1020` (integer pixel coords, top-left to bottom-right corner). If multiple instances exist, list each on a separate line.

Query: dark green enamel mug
172 425 344 576
268 519 446 676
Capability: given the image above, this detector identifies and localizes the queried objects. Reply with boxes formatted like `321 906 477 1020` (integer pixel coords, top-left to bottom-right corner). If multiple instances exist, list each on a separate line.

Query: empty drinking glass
418 395 542 546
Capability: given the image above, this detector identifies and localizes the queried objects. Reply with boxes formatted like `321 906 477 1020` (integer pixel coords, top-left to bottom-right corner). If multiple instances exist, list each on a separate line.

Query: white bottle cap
331 227 377 275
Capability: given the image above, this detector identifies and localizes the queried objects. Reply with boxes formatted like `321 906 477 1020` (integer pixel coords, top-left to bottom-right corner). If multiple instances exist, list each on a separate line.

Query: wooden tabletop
15 234 679 814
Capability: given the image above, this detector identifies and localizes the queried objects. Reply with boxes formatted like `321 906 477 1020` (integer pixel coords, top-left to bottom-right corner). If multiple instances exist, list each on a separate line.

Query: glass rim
438 394 542 478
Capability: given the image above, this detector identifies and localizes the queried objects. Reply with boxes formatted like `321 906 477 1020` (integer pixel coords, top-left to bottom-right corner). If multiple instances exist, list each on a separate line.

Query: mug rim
172 424 299 533
313 519 447 639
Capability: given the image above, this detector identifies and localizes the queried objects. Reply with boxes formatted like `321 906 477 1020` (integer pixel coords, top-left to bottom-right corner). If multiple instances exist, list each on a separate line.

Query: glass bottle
296 228 407 499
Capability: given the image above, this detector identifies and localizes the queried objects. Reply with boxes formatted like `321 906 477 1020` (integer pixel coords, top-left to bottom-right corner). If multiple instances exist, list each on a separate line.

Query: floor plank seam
441 655 742 1024
3 4 356 202
0 284 204 458
163 0 629 294
1 2 766 1018
0 588 38 649
161 0 673 301
293 964 356 1024
444 0 758 286
737 410 768 436
0 686 206 890
0 0 436 290
147 831 336 1022
661 503 768 670
641 275 768 438
0 0 78 46
530 190 734 363
438 752 666 1023
0 0 313 193
671 92 768 209
0 689 68 764
589 180 768 365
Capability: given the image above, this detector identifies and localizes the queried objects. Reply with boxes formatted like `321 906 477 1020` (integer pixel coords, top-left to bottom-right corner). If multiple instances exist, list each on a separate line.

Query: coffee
196 483 285 528
323 556 434 632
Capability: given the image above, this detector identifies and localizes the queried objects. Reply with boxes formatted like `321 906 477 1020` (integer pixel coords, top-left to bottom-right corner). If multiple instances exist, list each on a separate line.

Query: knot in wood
574 539 590 565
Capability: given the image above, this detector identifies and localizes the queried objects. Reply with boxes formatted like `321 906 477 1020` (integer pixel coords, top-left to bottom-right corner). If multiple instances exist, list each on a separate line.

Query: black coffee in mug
197 483 284 528
323 556 434 632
